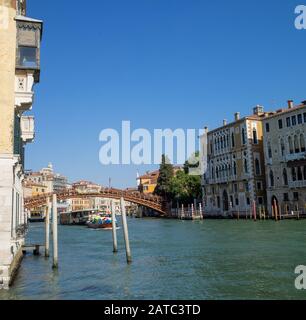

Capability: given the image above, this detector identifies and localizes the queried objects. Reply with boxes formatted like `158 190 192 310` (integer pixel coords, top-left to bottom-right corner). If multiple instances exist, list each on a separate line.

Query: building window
280 139 285 157
217 196 220 208
266 123 270 133
258 197 263 205
246 198 250 206
233 161 237 176
230 196 234 207
304 113 306 123
298 114 303 124
300 134 305 152
294 135 300 153
245 182 249 192
257 182 262 190
298 167 303 181
283 193 289 202
283 169 288 186
304 166 306 180
253 129 258 144
278 119 283 129
293 192 299 201
244 158 248 174
242 128 246 145
235 198 239 206
234 183 238 193
292 167 297 181
270 170 274 187
288 136 294 154
18 46 38 68
286 117 291 127
255 158 260 175
268 142 272 158
232 132 235 148
292 115 297 126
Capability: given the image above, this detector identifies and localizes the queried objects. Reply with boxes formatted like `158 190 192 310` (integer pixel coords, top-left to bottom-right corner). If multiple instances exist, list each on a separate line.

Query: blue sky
25 0 306 188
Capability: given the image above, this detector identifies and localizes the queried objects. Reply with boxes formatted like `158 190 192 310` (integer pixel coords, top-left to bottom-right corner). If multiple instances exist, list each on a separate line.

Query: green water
0 218 306 300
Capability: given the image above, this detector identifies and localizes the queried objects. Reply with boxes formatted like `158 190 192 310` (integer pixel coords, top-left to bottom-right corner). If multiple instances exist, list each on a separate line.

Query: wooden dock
22 244 45 256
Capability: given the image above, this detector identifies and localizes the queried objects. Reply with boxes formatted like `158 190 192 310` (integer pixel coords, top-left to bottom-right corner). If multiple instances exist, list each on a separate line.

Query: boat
86 213 117 230
28 211 45 223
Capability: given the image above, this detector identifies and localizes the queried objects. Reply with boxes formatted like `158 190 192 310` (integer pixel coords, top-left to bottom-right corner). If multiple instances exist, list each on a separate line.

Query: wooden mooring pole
52 194 58 269
45 197 51 258
120 198 132 264
111 200 118 253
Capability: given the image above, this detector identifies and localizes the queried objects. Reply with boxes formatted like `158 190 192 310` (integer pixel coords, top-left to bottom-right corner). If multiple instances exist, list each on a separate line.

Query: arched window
292 167 297 181
233 161 237 176
288 136 294 154
268 142 272 159
216 167 219 179
298 167 303 181
280 139 285 157
300 134 305 152
232 132 235 148
283 168 288 186
294 135 300 153
255 158 260 175
244 158 248 173
242 128 246 145
253 128 258 144
270 170 274 187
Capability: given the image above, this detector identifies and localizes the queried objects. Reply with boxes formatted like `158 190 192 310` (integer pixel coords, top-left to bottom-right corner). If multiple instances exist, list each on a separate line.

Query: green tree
170 151 202 205
154 155 174 199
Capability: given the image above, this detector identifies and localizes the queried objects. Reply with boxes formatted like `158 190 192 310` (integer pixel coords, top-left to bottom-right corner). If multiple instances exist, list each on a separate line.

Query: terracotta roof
262 104 306 121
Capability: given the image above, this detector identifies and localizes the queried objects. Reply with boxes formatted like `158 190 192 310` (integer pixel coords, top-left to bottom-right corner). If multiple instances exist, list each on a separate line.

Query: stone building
0 0 42 288
25 163 68 193
263 101 306 216
202 106 268 216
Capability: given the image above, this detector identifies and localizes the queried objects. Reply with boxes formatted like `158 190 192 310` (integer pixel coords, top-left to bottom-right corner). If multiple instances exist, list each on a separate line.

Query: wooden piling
111 200 118 253
273 200 278 222
199 202 203 219
253 201 257 222
52 194 58 269
120 198 132 264
45 197 51 258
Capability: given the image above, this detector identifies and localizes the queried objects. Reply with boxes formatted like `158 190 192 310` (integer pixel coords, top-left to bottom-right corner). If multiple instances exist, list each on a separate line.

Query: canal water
1 218 306 300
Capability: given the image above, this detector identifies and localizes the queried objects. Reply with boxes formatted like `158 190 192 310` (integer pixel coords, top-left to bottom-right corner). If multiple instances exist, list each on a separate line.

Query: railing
289 180 306 188
169 205 203 220
286 152 306 162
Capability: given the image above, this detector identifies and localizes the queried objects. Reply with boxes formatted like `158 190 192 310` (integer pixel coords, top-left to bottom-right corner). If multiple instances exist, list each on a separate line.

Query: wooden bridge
24 188 166 215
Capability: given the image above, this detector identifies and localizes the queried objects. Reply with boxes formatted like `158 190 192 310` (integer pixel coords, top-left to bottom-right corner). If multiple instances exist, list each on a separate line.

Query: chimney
223 119 227 126
253 105 264 116
288 100 294 109
234 112 240 121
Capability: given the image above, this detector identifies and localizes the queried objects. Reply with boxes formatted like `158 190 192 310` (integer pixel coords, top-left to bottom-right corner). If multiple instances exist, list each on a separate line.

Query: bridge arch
24 188 166 215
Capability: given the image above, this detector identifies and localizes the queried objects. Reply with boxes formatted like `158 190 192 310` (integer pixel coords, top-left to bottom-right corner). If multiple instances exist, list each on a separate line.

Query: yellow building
202 106 268 216
137 170 160 194
0 0 43 288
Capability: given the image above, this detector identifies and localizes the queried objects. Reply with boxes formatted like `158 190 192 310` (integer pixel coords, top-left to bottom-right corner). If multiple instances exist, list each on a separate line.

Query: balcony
21 116 35 144
286 152 306 162
289 180 306 189
16 16 43 82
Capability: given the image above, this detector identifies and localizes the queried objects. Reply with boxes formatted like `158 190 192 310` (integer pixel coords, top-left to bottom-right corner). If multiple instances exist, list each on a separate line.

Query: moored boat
86 213 117 230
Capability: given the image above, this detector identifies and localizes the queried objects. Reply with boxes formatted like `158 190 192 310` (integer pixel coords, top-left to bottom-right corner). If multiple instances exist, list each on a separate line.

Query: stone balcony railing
21 116 35 144
289 180 306 188
286 152 306 162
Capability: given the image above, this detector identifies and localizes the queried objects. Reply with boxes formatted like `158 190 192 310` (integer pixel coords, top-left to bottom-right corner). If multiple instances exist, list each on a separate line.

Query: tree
154 155 174 200
171 151 202 205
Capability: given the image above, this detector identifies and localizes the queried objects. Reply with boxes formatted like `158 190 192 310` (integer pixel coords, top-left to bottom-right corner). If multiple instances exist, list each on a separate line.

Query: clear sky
25 0 306 188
